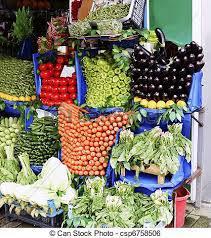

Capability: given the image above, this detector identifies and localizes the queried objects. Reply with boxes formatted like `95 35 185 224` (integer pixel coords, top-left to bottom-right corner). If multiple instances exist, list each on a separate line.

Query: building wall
201 0 211 202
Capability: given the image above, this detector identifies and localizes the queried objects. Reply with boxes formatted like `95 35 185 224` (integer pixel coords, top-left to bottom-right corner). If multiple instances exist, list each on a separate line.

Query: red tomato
41 98 47 104
48 70 54 77
46 92 52 99
68 86 76 94
53 94 59 101
56 56 65 65
42 78 50 86
46 62 54 70
69 77 77 86
41 85 48 91
39 64 48 72
58 86 68 93
55 63 63 71
60 93 69 101
54 71 61 77
70 93 77 100
40 91 47 98
54 78 60 87
52 87 59 94
66 99 73 104
59 78 68 86
48 101 54 106
52 100 58 106
46 85 52 92
40 71 52 79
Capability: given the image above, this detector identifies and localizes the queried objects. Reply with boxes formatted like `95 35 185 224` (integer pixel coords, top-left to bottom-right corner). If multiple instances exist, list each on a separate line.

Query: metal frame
191 0 203 206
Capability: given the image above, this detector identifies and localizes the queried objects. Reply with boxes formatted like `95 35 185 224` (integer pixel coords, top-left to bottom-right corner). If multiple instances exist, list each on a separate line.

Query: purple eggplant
187 63 195 74
195 60 205 72
197 53 204 61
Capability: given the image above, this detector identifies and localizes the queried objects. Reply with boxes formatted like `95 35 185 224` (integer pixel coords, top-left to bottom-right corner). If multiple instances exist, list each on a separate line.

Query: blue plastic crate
33 51 81 107
3 100 23 117
135 71 203 139
106 127 191 198
24 107 60 174
32 51 56 96
75 51 125 115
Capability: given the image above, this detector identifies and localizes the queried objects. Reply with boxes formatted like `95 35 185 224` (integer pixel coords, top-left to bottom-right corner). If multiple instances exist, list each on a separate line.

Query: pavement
184 203 211 228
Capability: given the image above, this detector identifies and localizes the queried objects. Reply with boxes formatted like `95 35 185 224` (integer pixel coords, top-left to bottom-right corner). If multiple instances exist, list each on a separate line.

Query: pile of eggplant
131 30 205 102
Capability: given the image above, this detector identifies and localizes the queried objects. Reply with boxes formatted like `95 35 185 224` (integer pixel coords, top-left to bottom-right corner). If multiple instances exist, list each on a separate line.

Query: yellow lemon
148 100 157 109
19 96 25 101
10 96 17 101
13 96 19 101
177 100 187 108
166 100 175 108
6 95 12 101
25 96 31 102
156 100 166 109
134 97 142 103
31 95 36 101
140 99 148 108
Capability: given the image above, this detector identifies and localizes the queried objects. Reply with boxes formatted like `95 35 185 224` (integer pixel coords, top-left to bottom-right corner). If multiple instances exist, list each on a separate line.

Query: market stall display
64 177 172 228
110 124 191 183
0 57 36 101
131 41 205 107
82 49 131 108
0 157 76 227
0 0 205 229
0 117 22 147
58 103 128 176
35 53 77 107
15 116 60 166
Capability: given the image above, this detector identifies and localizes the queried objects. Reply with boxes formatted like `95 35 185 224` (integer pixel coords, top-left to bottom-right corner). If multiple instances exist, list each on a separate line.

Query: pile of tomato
58 103 128 176
39 55 77 106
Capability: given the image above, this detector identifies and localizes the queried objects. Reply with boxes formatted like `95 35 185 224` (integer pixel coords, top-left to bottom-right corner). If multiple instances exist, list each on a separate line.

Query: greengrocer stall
0 0 205 229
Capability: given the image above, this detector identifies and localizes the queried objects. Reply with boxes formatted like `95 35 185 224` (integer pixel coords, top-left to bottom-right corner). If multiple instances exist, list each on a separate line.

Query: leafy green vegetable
111 124 192 176
86 4 130 21
12 7 33 42
64 178 173 228
158 104 188 124
0 145 20 183
17 153 37 185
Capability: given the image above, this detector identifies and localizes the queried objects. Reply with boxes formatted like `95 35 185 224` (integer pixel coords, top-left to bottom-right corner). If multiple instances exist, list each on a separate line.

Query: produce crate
24 107 61 175
90 0 146 29
4 200 63 228
135 71 203 139
33 51 78 106
2 100 22 117
75 50 124 115
32 51 56 96
106 129 191 198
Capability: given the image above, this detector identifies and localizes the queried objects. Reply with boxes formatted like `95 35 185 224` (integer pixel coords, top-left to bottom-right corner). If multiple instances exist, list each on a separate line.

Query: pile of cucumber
15 117 60 166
